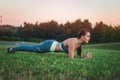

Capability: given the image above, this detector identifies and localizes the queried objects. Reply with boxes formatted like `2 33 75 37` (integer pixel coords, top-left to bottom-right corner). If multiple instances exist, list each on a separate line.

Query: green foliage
0 42 120 80
28 38 43 43
0 36 19 41
0 20 120 43
83 42 120 50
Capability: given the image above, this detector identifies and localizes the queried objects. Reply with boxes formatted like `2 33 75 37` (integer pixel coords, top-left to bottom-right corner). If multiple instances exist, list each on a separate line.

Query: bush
28 38 43 42
0 36 20 41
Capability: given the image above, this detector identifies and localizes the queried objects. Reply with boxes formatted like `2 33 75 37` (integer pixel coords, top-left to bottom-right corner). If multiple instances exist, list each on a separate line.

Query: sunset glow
0 0 120 26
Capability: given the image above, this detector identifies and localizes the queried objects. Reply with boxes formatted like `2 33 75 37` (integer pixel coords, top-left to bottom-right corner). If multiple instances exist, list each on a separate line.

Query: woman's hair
77 28 90 39
77 28 90 57
77 45 82 57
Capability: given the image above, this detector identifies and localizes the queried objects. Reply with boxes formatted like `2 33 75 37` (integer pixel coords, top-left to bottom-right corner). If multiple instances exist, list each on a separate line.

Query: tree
93 21 104 43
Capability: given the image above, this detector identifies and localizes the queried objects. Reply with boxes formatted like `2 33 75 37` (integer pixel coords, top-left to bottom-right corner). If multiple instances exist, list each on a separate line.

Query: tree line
0 19 120 43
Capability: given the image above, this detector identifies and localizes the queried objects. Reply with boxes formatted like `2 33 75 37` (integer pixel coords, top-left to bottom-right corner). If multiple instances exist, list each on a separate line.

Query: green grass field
0 42 120 80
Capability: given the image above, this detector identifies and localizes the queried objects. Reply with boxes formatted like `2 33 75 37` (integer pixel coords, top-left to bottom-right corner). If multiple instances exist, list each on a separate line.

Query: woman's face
82 32 91 43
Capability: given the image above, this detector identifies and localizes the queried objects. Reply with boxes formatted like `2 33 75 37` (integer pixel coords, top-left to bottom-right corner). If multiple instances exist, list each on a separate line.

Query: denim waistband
50 41 58 51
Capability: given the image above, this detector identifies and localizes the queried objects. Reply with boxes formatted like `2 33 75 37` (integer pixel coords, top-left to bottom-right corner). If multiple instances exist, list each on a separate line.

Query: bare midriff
55 43 62 52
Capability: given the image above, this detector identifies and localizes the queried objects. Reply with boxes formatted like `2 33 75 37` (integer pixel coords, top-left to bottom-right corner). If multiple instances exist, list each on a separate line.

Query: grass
0 42 120 80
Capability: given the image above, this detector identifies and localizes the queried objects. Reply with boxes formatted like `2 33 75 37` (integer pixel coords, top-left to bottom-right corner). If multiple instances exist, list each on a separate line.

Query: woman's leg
8 44 40 53
14 45 40 52
7 40 55 53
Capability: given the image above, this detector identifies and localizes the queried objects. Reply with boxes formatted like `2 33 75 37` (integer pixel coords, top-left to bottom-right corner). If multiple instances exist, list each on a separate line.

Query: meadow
0 41 120 80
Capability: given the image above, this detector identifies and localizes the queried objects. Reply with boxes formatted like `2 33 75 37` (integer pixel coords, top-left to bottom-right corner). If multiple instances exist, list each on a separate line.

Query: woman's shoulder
64 38 77 44
67 38 77 41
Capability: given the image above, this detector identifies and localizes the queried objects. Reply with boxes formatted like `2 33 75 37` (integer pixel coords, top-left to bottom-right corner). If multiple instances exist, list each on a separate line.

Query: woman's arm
77 46 92 59
68 42 76 59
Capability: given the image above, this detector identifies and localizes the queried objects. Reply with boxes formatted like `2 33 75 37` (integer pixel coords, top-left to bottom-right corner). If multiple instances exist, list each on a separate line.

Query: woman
7 28 92 59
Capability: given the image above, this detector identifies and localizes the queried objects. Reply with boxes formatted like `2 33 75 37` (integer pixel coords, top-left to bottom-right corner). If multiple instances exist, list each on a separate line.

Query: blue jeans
12 40 55 53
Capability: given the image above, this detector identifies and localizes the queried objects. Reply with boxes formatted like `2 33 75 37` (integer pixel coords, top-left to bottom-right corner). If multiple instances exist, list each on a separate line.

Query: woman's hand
85 52 92 59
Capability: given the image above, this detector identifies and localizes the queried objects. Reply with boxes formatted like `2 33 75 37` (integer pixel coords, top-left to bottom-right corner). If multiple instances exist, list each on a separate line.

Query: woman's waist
55 43 68 53
49 40 68 53
54 43 61 52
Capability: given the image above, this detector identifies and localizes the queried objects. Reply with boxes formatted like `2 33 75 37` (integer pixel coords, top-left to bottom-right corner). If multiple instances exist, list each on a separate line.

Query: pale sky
0 0 120 26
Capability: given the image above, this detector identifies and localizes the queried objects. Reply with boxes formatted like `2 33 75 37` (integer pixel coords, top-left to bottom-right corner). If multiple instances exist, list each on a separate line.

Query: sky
0 0 120 26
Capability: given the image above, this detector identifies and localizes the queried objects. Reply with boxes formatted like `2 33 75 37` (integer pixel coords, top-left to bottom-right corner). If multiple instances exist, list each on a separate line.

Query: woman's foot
7 47 15 53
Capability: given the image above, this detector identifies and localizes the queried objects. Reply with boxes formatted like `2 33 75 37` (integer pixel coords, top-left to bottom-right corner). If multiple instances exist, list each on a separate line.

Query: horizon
0 0 120 26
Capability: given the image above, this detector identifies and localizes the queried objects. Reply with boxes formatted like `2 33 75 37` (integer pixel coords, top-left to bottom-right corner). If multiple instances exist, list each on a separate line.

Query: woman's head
77 28 91 43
